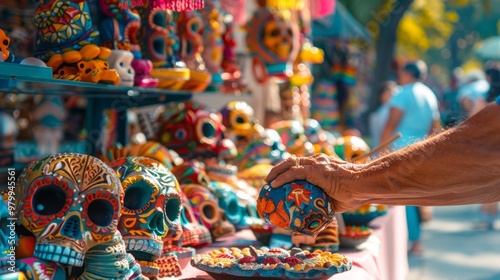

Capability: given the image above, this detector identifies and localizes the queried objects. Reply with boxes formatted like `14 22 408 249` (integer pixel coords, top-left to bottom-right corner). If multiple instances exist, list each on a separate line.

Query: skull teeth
124 238 162 257
34 244 84 267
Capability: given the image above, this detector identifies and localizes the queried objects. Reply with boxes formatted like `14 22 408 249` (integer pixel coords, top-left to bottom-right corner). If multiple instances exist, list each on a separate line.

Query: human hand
264 154 368 213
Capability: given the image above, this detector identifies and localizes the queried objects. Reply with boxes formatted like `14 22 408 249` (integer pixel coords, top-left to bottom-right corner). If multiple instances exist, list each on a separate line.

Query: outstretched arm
266 102 500 212
358 101 500 206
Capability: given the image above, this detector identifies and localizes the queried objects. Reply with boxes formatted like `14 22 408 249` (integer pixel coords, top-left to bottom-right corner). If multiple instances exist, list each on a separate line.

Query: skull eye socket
201 122 216 138
85 68 92 74
3 39 8 46
165 196 181 222
88 199 114 227
124 184 153 210
236 116 245 124
174 128 187 140
33 185 66 215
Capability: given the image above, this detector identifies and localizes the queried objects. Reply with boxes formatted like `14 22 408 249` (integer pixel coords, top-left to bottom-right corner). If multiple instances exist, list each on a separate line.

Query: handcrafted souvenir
339 225 373 249
179 192 212 248
33 0 99 61
135 4 190 90
207 181 248 229
177 11 212 91
107 50 135 87
237 163 274 190
131 58 160 87
110 156 183 279
155 101 235 160
342 204 388 226
102 141 183 170
200 0 225 90
303 118 336 156
99 1 142 56
234 128 289 171
292 220 339 253
181 183 235 240
205 159 258 198
171 160 253 229
334 136 370 163
219 100 262 147
0 29 15 62
246 8 299 83
249 221 274 246
46 44 120 85
78 232 142 280
269 120 315 156
191 246 352 279
157 239 195 273
14 153 123 267
257 181 335 237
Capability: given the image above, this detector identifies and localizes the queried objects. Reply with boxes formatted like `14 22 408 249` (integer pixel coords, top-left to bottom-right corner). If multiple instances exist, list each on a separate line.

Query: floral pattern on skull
110 156 182 279
14 153 123 267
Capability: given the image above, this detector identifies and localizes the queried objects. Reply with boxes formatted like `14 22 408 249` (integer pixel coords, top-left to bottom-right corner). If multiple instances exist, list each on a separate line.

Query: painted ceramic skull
234 128 290 170
110 156 182 279
0 28 11 61
257 181 335 237
303 118 336 156
136 7 178 68
181 183 235 240
219 100 262 146
14 153 123 267
108 50 135 87
269 120 315 156
98 1 142 56
179 192 212 248
155 101 235 160
246 8 299 79
334 136 370 163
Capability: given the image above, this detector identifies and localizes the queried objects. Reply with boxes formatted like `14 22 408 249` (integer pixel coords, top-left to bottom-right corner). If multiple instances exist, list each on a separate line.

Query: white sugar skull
107 50 135 87
110 156 182 279
14 153 123 267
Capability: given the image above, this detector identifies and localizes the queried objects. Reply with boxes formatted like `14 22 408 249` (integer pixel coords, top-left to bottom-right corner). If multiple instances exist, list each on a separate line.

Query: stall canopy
312 1 371 42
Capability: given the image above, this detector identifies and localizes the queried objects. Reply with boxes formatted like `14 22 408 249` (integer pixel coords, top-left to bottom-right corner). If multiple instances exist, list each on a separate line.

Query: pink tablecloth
178 206 408 280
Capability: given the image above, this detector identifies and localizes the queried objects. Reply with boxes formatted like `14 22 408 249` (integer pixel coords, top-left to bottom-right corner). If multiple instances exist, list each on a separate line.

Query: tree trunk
369 0 414 113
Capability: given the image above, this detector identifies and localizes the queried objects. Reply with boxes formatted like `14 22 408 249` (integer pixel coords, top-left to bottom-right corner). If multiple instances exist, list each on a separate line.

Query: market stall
0 1 409 280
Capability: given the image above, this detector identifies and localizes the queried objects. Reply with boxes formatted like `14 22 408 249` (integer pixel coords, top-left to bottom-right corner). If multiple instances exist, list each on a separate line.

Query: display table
177 206 408 280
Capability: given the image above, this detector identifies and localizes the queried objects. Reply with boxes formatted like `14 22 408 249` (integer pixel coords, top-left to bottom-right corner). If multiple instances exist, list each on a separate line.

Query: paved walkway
407 204 500 280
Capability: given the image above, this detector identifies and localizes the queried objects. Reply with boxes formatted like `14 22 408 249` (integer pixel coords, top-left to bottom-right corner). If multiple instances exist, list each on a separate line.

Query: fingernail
270 180 276 188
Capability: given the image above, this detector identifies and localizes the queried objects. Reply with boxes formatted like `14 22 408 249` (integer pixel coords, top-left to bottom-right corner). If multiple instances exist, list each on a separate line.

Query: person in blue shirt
369 81 397 148
379 60 441 256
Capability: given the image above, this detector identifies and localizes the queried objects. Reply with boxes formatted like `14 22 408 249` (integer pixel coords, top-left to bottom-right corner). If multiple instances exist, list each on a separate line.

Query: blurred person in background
369 81 397 148
380 60 441 256
457 70 490 118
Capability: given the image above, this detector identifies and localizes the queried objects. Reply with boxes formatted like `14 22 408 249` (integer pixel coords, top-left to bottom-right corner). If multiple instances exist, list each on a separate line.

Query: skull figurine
14 153 123 267
0 28 11 62
179 192 212 248
269 120 315 156
107 50 135 87
110 156 182 279
181 183 235 240
334 136 370 163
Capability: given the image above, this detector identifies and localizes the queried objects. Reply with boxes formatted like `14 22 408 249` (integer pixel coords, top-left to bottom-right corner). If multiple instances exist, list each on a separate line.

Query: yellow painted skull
262 16 293 61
